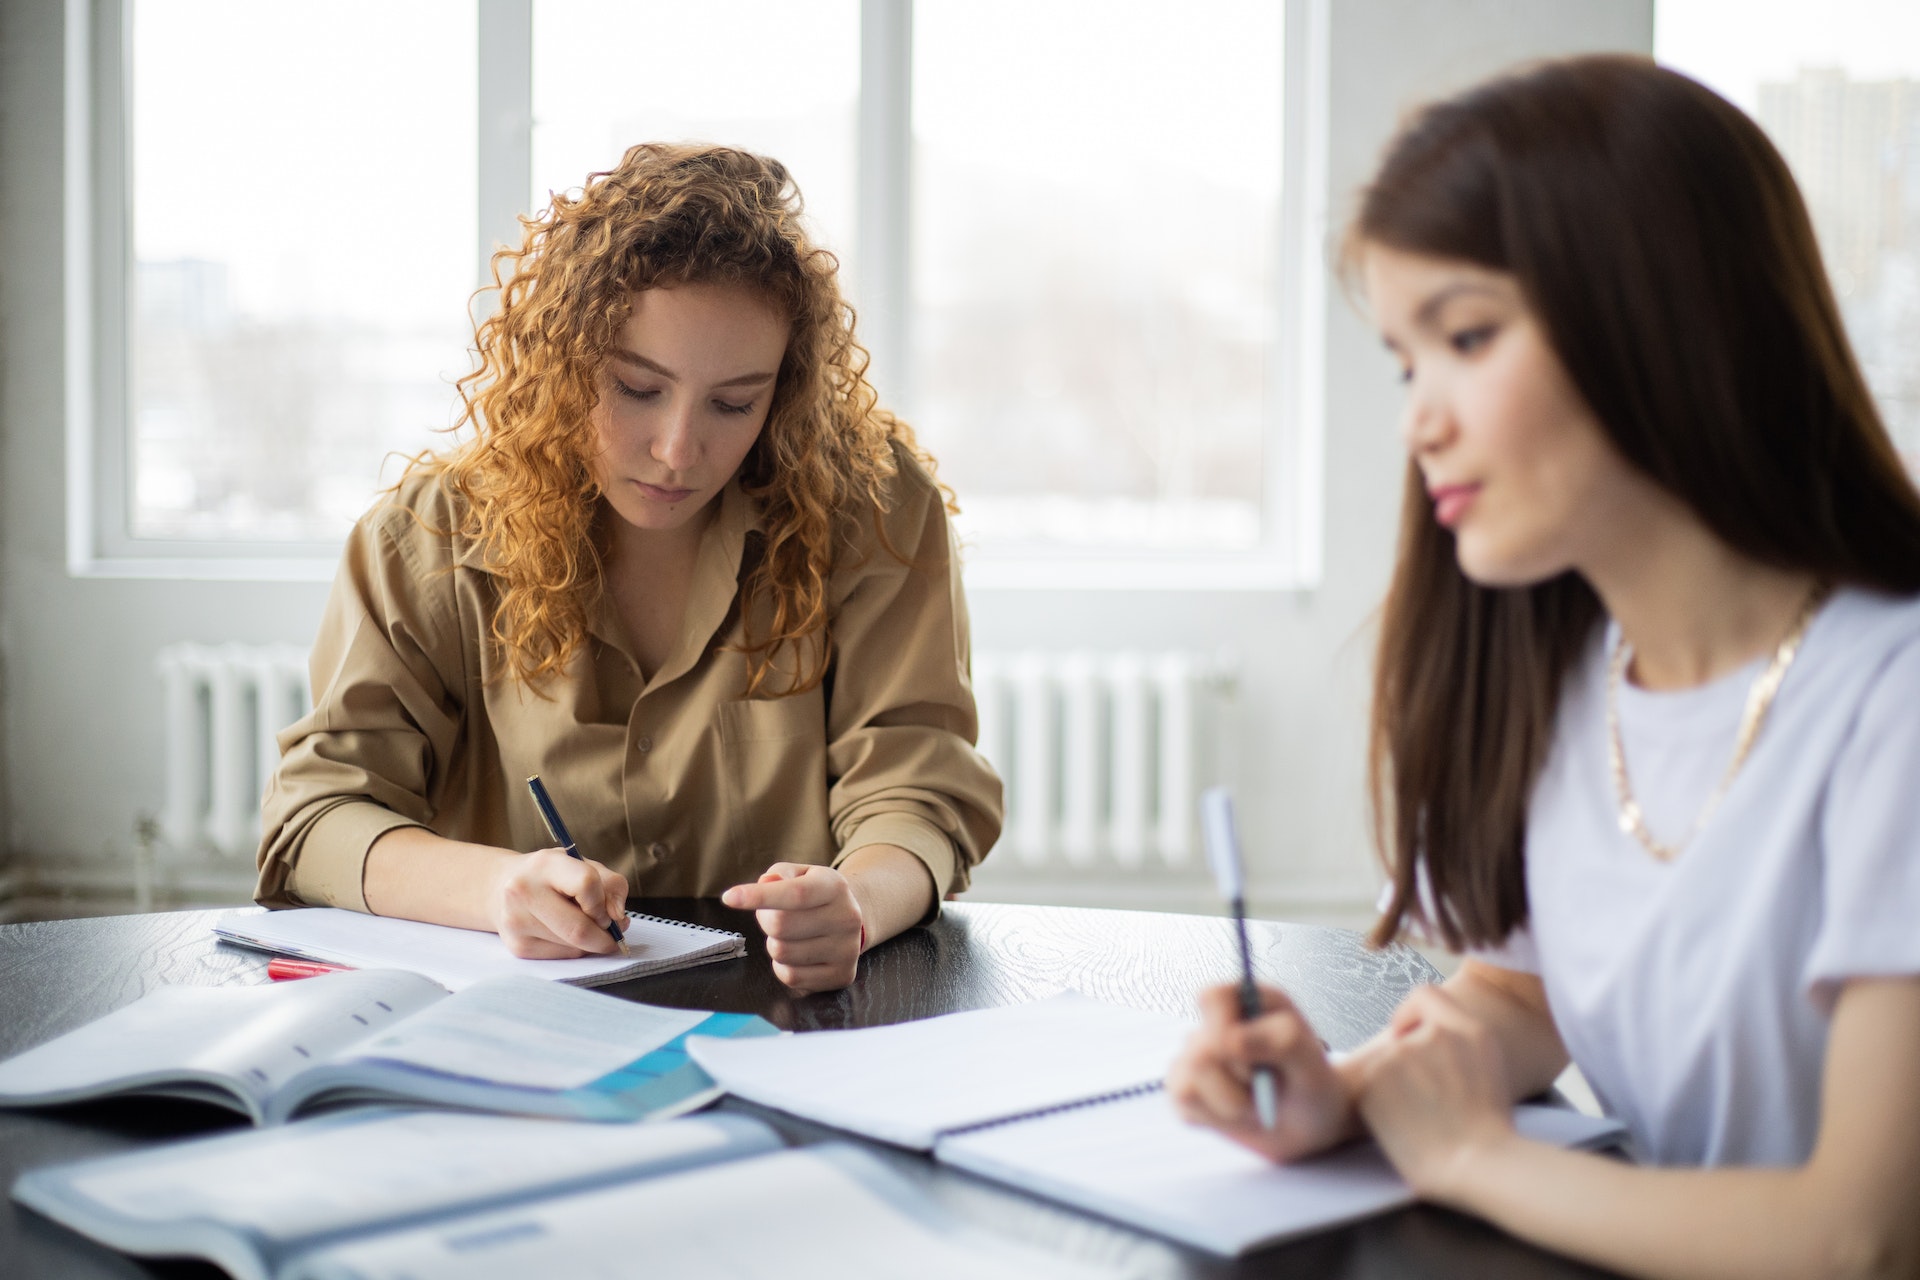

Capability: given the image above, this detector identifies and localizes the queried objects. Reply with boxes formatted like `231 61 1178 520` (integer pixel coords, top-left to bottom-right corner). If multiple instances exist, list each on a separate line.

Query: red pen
267 957 354 981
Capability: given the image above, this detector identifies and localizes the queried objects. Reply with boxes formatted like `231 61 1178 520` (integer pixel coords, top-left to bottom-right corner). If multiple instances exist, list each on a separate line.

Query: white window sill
962 551 1311 592
68 554 342 583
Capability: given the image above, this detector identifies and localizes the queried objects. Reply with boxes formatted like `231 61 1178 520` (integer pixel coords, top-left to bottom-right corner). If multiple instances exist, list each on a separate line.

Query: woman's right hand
486 848 630 959
1167 983 1357 1163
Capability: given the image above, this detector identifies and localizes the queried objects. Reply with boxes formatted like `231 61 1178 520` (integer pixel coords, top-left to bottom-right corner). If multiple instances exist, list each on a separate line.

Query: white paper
62 1111 747 1243
216 909 742 991
286 1146 1124 1280
688 993 1190 1150
336 976 705 1090
936 1090 1627 1255
938 1090 1403 1255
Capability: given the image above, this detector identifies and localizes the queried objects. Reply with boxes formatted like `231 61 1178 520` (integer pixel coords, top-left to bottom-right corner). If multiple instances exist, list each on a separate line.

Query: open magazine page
0 971 443 1121
269 975 778 1122
284 1144 1129 1280
331 976 707 1090
13 1111 781 1280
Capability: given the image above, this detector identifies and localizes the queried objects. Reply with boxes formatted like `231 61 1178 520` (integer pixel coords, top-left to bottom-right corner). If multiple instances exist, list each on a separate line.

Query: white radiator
970 650 1234 871
154 643 1232 874
157 643 311 857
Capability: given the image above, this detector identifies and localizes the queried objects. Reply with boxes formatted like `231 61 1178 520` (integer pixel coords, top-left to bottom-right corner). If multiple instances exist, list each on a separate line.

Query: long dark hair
1356 56 1920 950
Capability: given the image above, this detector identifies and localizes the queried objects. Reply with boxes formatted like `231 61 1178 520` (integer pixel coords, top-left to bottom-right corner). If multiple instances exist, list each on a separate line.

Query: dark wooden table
0 901 1621 1279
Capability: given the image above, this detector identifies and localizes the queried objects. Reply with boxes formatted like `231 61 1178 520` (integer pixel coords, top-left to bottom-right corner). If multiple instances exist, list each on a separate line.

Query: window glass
1658 0 1920 465
910 1 1284 553
131 1 477 541
531 1 859 265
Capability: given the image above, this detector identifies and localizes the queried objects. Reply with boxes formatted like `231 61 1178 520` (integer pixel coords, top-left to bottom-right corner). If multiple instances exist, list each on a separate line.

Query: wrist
478 847 529 924
840 868 872 954
1328 1050 1370 1144
1429 1118 1524 1210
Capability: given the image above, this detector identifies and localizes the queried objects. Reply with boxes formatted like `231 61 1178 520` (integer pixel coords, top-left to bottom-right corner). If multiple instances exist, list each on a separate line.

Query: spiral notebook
688 993 1626 1256
688 993 1186 1150
215 908 746 991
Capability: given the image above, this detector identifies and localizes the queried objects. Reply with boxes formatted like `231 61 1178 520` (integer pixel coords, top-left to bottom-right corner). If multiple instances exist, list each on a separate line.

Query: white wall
0 0 1653 917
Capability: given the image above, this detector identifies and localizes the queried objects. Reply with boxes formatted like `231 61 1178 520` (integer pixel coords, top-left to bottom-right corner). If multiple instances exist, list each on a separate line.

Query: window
911 1 1284 559
126 1 476 549
530 1 859 265
81 0 1322 584
1658 0 1920 467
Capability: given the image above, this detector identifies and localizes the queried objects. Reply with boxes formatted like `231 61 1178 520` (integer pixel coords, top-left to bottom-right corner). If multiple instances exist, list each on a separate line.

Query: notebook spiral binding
626 913 743 940
940 1080 1167 1139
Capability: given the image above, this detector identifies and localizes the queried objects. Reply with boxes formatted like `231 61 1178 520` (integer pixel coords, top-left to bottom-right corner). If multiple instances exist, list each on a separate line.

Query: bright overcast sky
1657 0 1920 109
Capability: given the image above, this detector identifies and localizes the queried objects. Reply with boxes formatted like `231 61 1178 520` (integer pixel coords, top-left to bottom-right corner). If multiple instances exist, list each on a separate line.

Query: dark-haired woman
1169 56 1920 1278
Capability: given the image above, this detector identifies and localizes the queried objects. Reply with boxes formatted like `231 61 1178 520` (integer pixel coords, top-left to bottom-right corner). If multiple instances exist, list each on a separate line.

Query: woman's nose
1400 379 1455 457
652 402 698 470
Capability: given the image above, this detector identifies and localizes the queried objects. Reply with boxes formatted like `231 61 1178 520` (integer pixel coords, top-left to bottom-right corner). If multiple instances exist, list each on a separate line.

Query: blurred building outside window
131 1 477 542
909 1 1283 556
1659 0 1920 469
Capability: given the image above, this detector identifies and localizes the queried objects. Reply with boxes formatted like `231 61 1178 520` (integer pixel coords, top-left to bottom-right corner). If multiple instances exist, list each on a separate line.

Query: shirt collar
585 476 764 687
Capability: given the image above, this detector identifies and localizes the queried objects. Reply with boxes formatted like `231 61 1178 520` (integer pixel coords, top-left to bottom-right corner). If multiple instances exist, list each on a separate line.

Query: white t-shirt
1469 587 1920 1167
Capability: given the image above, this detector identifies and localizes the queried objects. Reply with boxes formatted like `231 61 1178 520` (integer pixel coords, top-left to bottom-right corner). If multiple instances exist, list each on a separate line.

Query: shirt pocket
716 690 833 868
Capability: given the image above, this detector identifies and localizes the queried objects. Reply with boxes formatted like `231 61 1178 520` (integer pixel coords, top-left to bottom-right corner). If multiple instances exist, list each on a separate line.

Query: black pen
525 775 629 957
1201 786 1279 1129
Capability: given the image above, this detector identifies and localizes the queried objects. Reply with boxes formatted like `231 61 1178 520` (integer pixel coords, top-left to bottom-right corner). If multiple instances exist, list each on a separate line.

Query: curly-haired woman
256 145 1002 994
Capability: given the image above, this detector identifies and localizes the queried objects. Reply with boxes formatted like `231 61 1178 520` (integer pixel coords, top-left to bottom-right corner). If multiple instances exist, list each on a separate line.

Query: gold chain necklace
1607 581 1830 862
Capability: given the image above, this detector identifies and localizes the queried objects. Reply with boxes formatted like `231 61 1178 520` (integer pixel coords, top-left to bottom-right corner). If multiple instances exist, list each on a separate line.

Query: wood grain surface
0 902 1622 1279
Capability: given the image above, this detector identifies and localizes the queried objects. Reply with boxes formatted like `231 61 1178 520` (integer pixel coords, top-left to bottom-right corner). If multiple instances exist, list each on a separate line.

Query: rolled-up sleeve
255 506 465 911
824 449 1003 901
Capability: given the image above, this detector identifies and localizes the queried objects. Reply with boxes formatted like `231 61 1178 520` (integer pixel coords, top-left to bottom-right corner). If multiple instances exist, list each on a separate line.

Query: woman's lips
634 480 697 504
1430 483 1479 529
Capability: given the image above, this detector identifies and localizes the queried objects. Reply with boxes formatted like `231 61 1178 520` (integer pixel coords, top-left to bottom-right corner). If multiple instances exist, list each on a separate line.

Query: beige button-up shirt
255 441 1003 911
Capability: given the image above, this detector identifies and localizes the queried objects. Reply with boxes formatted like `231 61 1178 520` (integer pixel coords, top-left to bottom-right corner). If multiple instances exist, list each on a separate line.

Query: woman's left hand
721 863 865 994
1354 984 1519 1206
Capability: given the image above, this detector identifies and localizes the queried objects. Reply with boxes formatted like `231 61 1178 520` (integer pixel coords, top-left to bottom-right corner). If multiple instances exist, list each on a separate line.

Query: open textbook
12 1111 1121 1280
214 907 746 990
0 969 774 1125
688 993 1627 1255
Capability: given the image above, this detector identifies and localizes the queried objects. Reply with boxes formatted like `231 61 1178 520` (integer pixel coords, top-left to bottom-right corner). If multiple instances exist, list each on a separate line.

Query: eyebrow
610 347 778 390
1412 280 1507 328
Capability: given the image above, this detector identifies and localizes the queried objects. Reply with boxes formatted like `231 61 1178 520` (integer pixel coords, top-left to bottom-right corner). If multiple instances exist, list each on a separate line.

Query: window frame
68 0 1328 588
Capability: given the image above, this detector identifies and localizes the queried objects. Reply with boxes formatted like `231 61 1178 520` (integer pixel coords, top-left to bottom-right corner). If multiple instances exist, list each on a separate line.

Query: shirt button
636 735 653 753
648 841 671 860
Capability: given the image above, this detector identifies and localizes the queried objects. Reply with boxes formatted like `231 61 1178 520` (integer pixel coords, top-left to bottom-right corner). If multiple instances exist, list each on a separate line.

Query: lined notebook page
936 1090 1627 1256
215 909 744 991
687 993 1191 1150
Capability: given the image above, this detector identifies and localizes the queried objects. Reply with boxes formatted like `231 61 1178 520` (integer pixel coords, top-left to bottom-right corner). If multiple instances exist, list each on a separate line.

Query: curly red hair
413 143 939 695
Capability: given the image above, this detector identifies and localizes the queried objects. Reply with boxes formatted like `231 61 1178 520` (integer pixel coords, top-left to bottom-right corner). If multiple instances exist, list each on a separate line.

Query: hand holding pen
1169 787 1357 1164
525 776 630 958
